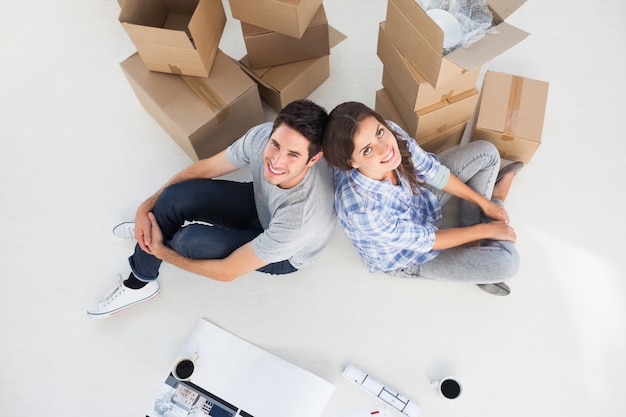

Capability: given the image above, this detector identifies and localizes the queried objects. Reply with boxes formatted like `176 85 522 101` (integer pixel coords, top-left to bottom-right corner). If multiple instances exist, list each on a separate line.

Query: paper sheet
146 318 335 417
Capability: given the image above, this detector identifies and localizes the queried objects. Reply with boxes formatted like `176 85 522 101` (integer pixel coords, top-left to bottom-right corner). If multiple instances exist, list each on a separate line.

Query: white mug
172 352 199 381
431 376 462 399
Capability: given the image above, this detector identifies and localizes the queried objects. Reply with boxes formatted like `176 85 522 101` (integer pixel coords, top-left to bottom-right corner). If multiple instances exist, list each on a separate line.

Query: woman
322 102 522 296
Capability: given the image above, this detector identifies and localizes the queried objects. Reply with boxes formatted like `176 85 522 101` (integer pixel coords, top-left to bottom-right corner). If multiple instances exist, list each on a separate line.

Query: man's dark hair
272 99 328 161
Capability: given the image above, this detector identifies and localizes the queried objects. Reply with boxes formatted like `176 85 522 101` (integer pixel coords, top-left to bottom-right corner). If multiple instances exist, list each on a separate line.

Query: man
87 100 336 318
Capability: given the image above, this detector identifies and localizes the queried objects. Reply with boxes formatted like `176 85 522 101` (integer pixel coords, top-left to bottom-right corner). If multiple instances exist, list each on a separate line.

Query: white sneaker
87 274 160 319
113 221 135 240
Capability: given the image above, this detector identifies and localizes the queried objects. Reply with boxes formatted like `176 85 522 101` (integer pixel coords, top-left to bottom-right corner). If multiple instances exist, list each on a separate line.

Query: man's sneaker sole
112 221 136 240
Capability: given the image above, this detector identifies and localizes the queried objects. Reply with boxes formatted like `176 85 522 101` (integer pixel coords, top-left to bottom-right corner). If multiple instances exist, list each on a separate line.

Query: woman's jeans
129 179 296 282
388 141 520 284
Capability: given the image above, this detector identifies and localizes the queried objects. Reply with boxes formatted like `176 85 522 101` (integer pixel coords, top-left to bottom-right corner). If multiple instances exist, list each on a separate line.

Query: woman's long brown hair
322 102 421 194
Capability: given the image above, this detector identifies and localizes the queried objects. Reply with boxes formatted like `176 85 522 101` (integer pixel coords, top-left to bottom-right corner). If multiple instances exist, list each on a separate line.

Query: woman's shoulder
334 170 389 214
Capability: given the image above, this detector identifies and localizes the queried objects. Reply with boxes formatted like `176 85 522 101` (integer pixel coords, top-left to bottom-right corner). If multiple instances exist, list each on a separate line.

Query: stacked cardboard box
470 70 549 164
117 0 266 161
375 0 531 155
229 0 345 112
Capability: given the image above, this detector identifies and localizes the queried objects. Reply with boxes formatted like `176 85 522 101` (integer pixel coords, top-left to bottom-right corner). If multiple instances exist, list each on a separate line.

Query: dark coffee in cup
440 378 461 399
172 353 199 381
174 359 195 380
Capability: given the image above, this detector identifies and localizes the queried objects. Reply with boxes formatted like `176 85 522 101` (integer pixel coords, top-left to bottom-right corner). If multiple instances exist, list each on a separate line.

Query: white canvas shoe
87 274 160 319
112 221 135 240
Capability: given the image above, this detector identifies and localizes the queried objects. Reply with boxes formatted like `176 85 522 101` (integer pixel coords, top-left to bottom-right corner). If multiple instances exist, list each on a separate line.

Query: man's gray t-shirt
226 122 337 269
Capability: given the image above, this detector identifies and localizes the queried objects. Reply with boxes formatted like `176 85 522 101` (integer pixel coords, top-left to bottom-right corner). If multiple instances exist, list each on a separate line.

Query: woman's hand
481 200 510 223
483 221 517 243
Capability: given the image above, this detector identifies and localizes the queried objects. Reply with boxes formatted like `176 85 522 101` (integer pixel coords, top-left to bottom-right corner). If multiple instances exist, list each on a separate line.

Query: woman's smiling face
349 116 402 181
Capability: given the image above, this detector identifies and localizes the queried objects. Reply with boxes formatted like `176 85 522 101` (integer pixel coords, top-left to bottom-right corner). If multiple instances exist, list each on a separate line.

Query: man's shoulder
246 122 273 140
234 122 273 147
228 122 273 165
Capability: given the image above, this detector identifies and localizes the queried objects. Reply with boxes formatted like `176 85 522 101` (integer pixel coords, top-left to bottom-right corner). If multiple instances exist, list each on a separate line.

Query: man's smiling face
262 123 322 189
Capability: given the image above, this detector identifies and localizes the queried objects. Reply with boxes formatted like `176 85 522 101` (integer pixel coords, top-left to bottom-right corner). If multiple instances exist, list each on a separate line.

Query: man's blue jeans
129 179 297 282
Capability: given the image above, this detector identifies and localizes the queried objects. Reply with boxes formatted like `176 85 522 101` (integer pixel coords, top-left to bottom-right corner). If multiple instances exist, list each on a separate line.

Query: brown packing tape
502 75 524 141
170 65 230 124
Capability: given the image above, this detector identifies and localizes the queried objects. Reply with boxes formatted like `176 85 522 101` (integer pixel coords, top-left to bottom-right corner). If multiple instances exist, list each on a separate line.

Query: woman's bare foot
493 171 515 201
492 162 524 202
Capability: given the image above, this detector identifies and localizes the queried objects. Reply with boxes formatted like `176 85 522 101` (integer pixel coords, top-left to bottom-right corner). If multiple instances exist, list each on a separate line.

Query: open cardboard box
242 5 330 69
385 0 529 87
120 50 265 161
119 0 226 77
229 0 324 39
237 26 346 112
378 21 480 113
471 70 549 164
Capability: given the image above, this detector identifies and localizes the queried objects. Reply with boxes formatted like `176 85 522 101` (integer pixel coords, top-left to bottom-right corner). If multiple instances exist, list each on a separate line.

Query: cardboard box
239 55 330 113
229 0 324 38
383 65 479 140
375 88 407 132
242 5 330 69
417 121 467 154
375 89 465 154
237 27 346 112
411 89 477 140
120 50 266 161
377 22 480 113
471 70 549 164
385 0 529 87
119 0 226 77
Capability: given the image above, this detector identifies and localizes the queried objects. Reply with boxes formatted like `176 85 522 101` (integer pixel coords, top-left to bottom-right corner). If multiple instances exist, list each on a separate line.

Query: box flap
328 25 347 48
188 0 226 59
489 0 527 22
385 0 443 86
392 0 443 51
119 0 169 27
237 56 278 92
446 22 529 70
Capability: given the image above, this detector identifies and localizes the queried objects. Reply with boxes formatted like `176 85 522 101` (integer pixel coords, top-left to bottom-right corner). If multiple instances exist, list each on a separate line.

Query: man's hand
145 212 167 259
134 206 154 255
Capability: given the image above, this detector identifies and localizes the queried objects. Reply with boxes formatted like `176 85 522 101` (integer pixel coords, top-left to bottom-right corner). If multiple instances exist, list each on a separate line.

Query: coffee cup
172 352 199 381
431 376 462 399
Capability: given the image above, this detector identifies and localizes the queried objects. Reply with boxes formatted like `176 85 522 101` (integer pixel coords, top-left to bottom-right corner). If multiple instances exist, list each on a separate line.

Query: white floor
1 0 625 416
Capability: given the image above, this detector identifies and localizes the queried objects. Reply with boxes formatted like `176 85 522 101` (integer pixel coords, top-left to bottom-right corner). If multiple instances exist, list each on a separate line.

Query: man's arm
136 150 239 254
145 213 267 281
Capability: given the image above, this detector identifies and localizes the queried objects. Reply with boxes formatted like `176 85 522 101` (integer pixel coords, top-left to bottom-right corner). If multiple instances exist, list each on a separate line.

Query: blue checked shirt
333 122 447 272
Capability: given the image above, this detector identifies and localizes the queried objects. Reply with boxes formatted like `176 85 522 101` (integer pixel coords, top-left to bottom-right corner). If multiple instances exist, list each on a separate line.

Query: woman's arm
432 221 516 250
441 174 509 223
